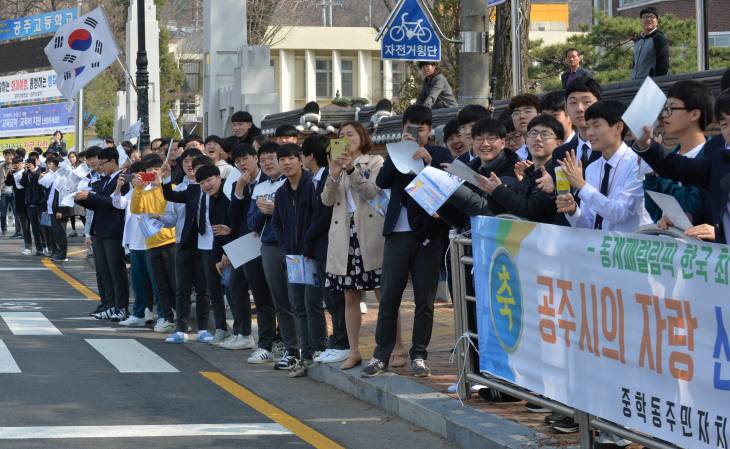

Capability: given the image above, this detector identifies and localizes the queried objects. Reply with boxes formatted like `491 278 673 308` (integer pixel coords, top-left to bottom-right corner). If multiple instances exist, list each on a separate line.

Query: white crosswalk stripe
0 423 291 439
0 312 62 336
0 340 21 373
86 338 179 373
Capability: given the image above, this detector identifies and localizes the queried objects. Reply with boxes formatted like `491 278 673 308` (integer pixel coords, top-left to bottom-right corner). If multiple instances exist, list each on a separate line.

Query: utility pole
458 0 490 107
136 0 150 149
74 0 84 151
510 0 521 95
696 0 709 71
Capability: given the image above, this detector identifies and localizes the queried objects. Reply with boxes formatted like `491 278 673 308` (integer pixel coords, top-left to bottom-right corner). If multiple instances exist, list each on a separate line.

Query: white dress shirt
197 192 214 250
576 135 592 163
567 143 652 232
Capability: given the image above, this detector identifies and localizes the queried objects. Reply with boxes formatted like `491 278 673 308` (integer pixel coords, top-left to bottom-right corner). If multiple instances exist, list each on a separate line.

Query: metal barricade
449 231 683 449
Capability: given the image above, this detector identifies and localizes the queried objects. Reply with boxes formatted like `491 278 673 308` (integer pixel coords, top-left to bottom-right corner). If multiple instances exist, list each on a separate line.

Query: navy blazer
376 144 455 243
162 181 201 249
561 67 593 88
271 170 315 255
76 172 128 239
229 171 270 239
302 167 333 262
636 134 730 243
551 134 601 226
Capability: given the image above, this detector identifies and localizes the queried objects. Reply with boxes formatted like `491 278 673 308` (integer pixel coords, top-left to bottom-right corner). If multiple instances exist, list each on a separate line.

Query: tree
493 0 530 99
528 14 730 93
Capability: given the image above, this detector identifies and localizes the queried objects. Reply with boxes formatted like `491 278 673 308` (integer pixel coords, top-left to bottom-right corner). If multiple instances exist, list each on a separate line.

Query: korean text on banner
0 9 76 43
0 70 63 105
471 215 730 449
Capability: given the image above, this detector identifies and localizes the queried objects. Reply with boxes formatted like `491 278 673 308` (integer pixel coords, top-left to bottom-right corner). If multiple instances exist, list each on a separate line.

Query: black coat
224 125 262 150
271 171 315 255
20 169 46 207
302 167 334 262
229 171 270 239
207 191 232 260
636 135 729 243
490 162 558 223
377 144 458 243
75 172 128 239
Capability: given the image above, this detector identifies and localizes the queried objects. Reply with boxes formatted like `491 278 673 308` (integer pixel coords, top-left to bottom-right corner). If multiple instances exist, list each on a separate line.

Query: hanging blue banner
0 8 77 43
0 102 74 138
381 0 441 62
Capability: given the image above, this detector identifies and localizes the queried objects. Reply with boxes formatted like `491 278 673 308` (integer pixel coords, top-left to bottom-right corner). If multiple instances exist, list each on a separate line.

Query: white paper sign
38 171 56 189
222 169 240 200
223 232 262 268
60 193 76 208
405 166 463 216
445 159 479 185
386 140 425 175
646 190 693 231
622 77 666 139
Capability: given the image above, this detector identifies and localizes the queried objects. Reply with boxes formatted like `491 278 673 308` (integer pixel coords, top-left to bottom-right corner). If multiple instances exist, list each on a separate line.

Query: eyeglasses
641 14 657 20
511 108 537 118
526 130 557 140
474 136 501 144
662 105 688 117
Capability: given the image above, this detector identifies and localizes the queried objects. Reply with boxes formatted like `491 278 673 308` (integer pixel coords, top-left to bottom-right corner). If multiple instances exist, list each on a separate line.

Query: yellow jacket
131 185 176 249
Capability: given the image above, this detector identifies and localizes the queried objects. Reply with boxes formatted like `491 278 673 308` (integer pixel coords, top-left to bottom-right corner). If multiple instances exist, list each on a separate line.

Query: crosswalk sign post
377 0 442 62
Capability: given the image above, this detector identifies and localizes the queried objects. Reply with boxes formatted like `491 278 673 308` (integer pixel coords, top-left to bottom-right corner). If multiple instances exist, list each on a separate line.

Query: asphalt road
0 233 457 449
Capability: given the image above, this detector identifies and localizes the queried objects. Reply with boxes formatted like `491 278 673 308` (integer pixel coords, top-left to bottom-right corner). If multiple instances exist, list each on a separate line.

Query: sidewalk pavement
308 285 587 449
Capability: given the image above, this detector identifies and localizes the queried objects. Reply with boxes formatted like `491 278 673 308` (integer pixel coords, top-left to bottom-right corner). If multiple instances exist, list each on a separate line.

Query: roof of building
269 26 380 51
260 68 728 144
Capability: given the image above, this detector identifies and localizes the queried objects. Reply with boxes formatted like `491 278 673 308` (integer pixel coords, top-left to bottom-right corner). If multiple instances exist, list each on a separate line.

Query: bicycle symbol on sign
388 13 433 44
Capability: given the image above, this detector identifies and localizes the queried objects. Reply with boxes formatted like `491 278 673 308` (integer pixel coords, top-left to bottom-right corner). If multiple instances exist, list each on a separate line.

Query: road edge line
41 258 100 301
201 371 345 449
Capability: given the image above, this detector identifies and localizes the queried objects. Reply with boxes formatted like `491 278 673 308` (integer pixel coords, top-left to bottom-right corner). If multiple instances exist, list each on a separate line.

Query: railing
449 220 689 449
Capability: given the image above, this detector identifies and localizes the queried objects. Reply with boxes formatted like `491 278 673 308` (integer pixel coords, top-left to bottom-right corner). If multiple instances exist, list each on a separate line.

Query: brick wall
613 0 730 32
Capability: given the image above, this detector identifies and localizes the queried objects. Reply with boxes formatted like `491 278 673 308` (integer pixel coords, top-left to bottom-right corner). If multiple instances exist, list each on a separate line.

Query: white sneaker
21 249 32 255
360 301 368 314
247 347 274 364
153 318 175 333
42 247 51 256
208 329 230 345
324 349 350 363
314 349 333 363
119 315 146 327
144 308 155 323
222 334 256 350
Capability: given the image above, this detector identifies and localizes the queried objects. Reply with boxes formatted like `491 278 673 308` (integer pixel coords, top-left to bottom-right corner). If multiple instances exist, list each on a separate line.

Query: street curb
307 362 572 449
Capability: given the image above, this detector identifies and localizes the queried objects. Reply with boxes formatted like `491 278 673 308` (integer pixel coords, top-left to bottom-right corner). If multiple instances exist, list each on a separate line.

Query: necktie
580 142 590 172
594 162 612 230
198 193 207 236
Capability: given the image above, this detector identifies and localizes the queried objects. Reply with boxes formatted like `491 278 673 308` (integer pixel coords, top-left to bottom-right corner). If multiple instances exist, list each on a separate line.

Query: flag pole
74 0 84 152
116 55 139 94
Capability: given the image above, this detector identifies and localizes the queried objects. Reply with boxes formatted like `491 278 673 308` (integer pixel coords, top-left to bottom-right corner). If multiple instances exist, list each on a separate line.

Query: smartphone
328 138 349 161
406 125 419 139
139 172 155 182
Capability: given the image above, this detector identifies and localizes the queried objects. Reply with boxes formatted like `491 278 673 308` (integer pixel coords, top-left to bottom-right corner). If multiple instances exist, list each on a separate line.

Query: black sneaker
361 358 386 377
90 304 106 316
551 416 579 433
410 358 431 377
544 412 564 425
477 387 522 402
525 402 551 413
274 352 298 370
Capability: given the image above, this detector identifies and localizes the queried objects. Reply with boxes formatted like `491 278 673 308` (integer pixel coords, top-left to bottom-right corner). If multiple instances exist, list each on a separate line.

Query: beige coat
321 154 385 276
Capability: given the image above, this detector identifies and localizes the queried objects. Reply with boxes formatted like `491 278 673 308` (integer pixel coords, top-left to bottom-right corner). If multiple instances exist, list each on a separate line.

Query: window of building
618 0 658 8
181 60 201 92
341 59 354 97
180 98 198 115
316 59 332 98
710 32 730 48
594 0 612 15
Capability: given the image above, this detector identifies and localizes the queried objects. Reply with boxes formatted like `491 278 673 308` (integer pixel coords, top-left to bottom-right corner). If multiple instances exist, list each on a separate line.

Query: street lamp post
135 0 150 149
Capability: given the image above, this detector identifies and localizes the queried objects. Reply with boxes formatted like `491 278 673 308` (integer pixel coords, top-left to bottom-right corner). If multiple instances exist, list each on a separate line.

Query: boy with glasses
631 7 669 80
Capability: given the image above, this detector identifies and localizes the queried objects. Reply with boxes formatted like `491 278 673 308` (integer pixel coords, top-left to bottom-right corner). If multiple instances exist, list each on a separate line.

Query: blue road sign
0 9 77 43
488 0 508 6
381 0 441 62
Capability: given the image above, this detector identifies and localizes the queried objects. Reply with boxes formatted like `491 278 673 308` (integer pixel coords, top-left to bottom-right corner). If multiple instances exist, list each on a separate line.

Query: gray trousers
147 243 176 323
289 269 328 360
260 243 299 355
310 260 347 350
243 256 275 350
93 236 129 310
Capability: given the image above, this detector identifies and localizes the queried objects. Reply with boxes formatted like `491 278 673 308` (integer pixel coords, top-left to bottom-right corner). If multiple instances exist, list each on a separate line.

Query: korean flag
44 7 119 101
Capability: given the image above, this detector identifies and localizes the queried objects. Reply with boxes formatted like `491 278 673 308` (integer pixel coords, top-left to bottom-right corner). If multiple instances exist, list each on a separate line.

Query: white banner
0 70 63 105
472 216 730 449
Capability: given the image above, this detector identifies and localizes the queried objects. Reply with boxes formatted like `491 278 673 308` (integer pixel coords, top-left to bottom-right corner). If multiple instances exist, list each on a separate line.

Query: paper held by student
646 191 693 231
405 166 463 216
622 76 667 139
38 171 57 189
445 159 479 185
386 140 425 175
223 232 262 269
